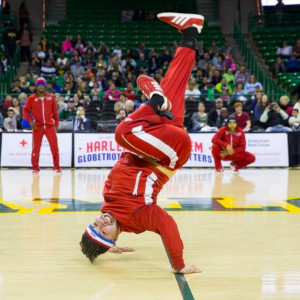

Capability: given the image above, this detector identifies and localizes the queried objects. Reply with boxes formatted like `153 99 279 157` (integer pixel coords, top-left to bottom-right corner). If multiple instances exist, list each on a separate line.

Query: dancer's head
80 213 120 263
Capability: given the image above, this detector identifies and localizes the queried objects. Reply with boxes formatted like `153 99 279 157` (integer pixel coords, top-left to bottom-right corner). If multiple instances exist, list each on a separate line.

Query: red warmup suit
101 47 195 270
23 92 60 171
211 126 255 170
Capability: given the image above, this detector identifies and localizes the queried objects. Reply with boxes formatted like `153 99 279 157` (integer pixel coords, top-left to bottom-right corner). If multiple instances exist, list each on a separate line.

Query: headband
85 224 115 248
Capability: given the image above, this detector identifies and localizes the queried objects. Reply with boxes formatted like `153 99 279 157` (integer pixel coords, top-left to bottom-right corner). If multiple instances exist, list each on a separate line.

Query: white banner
74 132 288 168
74 133 124 167
1 133 72 167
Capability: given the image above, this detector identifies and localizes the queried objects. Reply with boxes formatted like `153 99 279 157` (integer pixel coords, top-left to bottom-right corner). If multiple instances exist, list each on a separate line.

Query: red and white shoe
230 162 239 174
54 168 62 175
137 75 172 111
157 12 204 33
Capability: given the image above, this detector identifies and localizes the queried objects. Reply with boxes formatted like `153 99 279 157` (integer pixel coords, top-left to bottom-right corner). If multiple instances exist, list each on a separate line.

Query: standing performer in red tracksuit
80 12 205 274
211 116 256 174
23 77 61 174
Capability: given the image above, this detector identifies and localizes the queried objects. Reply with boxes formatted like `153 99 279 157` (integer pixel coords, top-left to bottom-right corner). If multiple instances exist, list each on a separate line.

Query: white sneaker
157 12 204 33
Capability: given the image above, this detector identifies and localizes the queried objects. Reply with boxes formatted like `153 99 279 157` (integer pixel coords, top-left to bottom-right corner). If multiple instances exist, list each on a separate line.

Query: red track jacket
101 152 185 270
23 92 59 128
212 126 246 153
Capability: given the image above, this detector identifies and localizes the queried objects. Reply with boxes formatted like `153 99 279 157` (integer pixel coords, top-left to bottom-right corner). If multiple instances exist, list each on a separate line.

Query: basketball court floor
0 168 299 300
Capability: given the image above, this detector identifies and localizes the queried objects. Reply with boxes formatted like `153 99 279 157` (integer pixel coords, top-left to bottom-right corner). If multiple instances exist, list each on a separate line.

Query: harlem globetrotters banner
74 132 289 168
74 133 124 167
1 133 72 167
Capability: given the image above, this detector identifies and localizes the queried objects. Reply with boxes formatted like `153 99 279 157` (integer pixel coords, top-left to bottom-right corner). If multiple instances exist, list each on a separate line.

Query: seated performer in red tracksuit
80 12 204 274
211 116 256 174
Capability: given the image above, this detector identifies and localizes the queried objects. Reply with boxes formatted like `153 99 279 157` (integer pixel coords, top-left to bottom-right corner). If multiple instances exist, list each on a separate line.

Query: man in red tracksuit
23 77 61 174
80 12 204 274
211 116 255 174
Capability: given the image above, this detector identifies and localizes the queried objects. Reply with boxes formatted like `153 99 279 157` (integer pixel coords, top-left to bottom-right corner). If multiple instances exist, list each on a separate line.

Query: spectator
125 99 135 115
0 111 4 128
234 65 249 84
60 98 77 120
121 55 136 73
136 52 149 74
112 44 122 60
62 36 73 53
51 77 61 93
273 56 286 73
185 80 201 101
215 78 232 95
18 22 32 62
71 60 85 78
260 102 291 132
123 82 137 100
233 82 246 100
279 95 293 116
55 52 70 75
103 83 121 101
121 8 134 22
276 40 292 59
3 23 17 62
3 94 12 108
211 116 255 174
208 98 224 127
18 2 30 30
293 97 300 117
149 55 160 73
219 38 235 56
73 106 91 131
134 93 148 110
288 108 300 131
133 8 145 21
232 102 251 131
285 54 300 72
216 107 229 128
3 108 17 131
191 102 208 131
55 93 67 115
41 59 56 78
292 38 300 59
223 68 235 86
116 108 127 123
0 53 8 73
198 52 211 74
254 94 270 120
244 75 263 94
28 58 40 75
33 44 46 65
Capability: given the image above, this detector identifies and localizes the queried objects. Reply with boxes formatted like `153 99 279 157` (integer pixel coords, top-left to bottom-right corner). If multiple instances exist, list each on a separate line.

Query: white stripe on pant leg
144 172 158 204
132 126 178 169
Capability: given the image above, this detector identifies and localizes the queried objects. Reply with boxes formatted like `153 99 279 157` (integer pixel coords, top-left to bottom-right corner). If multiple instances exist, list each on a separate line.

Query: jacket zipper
133 171 142 195
41 98 46 129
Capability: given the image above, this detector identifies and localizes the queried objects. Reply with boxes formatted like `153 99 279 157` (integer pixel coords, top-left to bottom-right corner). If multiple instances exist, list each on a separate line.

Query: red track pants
31 126 60 171
115 47 195 170
212 144 255 170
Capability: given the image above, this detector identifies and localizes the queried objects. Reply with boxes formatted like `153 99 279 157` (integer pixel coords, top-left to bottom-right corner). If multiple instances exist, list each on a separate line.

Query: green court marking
162 241 195 300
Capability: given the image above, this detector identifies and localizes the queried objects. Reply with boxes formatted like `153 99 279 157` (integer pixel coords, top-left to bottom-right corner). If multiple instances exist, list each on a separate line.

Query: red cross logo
20 139 27 147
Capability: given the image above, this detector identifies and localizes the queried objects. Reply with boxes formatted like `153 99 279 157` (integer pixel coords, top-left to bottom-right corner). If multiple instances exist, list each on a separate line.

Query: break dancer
80 12 204 274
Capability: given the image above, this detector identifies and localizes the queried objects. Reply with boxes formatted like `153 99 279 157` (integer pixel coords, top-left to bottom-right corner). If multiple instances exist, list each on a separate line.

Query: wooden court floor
0 168 300 300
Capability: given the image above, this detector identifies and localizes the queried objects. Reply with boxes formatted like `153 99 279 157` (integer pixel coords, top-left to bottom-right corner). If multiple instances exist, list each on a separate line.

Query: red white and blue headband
85 224 115 248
